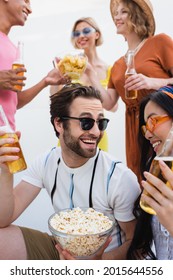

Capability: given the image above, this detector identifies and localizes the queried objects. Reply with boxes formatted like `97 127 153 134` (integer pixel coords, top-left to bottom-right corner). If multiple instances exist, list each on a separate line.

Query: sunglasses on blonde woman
141 115 171 136
72 27 96 38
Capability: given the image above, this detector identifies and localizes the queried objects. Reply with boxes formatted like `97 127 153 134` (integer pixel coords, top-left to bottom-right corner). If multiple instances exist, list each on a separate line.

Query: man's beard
63 128 100 158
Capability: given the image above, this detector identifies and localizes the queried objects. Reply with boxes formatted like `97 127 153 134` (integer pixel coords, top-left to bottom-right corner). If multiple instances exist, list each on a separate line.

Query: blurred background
11 0 172 232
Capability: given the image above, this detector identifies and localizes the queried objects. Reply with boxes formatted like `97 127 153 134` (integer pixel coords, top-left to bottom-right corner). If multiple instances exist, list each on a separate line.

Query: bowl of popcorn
55 51 88 81
48 207 114 259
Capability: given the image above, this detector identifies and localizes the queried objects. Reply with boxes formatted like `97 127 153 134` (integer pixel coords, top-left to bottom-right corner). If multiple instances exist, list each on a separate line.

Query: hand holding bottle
0 68 26 92
12 41 26 91
140 125 173 215
0 105 27 173
141 161 173 235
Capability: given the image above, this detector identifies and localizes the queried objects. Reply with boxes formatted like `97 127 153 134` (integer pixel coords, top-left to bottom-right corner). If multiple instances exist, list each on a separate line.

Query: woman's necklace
124 38 147 62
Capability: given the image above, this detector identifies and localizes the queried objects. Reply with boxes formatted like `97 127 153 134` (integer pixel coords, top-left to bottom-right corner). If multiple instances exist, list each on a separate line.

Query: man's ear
54 117 63 134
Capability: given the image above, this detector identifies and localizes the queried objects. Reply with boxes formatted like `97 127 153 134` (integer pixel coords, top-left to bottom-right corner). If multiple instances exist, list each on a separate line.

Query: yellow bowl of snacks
55 51 88 80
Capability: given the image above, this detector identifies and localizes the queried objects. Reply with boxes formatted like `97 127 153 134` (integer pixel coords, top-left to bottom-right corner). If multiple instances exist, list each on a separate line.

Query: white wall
10 0 172 232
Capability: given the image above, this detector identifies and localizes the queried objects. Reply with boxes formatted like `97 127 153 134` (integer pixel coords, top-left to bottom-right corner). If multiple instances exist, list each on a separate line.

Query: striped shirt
22 147 140 252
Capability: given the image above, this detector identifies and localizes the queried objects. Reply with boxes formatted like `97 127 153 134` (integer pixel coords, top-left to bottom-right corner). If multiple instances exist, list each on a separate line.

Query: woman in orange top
87 0 173 181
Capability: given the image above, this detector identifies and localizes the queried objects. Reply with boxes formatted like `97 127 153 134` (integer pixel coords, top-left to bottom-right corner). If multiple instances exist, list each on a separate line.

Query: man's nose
89 122 101 135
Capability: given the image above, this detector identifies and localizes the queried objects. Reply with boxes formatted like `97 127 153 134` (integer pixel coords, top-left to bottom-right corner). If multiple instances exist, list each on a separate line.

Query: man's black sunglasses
61 116 109 131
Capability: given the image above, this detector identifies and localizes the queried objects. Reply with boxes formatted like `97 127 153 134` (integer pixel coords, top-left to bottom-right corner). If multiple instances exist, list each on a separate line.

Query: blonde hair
71 17 103 48
113 0 153 39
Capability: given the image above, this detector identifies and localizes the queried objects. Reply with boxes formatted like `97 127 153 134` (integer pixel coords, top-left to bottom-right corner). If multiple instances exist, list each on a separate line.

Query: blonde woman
50 17 118 151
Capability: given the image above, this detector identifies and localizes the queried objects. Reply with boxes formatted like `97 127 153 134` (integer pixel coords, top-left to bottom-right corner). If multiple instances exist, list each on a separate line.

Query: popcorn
49 207 114 258
58 54 87 80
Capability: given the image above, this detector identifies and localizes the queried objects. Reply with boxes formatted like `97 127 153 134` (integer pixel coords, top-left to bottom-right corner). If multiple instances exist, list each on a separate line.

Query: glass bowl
54 50 88 81
48 207 115 259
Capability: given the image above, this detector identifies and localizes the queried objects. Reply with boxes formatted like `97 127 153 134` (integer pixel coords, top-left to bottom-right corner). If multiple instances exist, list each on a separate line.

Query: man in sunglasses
0 83 140 260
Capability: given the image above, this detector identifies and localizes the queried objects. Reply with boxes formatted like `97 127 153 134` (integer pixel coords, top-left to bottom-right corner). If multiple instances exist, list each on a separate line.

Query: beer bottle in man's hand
0 105 27 173
12 41 25 91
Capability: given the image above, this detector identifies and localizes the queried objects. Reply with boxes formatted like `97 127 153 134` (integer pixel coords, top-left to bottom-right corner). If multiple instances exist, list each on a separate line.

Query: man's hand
0 68 26 92
44 68 70 86
55 237 111 260
0 131 21 172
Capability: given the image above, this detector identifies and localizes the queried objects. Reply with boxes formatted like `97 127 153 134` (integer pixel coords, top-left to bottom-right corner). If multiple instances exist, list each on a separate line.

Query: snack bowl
48 207 115 259
54 51 88 80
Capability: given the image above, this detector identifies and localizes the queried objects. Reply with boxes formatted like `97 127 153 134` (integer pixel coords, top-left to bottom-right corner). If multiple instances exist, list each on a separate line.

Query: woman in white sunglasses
70 17 109 89
50 17 118 152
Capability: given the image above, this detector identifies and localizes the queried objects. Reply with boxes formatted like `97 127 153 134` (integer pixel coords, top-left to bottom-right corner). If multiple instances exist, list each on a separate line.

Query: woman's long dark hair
127 90 173 259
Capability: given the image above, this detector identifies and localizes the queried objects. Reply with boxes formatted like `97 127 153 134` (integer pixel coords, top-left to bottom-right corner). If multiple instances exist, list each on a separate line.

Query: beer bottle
12 41 25 91
140 125 173 215
0 105 27 174
125 50 138 99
